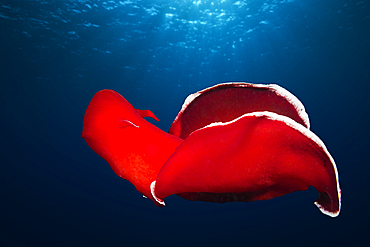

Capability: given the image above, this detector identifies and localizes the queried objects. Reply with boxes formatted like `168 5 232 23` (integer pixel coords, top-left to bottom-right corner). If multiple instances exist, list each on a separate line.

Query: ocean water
1 0 369 246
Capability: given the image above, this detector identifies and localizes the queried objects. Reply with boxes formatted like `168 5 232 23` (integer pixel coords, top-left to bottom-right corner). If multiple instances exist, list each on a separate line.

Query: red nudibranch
82 83 341 217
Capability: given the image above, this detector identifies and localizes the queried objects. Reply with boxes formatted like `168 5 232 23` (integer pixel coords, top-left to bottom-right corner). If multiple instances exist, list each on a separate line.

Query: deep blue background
1 0 369 246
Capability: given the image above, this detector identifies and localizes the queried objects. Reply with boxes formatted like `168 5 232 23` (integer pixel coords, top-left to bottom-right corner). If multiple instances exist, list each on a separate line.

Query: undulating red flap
169 83 310 139
154 112 340 217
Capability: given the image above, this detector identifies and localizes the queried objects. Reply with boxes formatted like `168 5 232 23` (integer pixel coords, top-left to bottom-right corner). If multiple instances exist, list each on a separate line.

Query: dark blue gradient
1 0 369 246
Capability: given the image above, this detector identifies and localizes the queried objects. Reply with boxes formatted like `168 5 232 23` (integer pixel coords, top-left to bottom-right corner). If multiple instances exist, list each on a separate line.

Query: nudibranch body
82 90 182 205
82 83 341 217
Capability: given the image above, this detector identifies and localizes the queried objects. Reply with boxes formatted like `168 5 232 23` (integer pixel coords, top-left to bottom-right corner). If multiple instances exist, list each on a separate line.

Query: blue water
1 0 369 246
